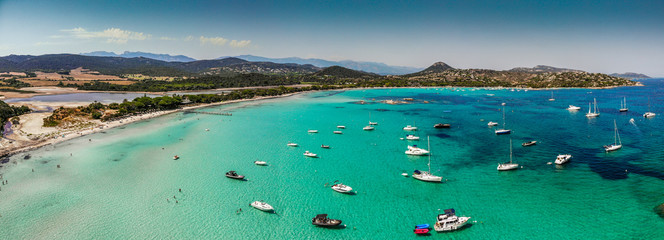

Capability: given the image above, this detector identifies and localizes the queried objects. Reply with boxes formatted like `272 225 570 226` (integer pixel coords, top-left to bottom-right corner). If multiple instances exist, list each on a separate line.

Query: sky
0 0 663 76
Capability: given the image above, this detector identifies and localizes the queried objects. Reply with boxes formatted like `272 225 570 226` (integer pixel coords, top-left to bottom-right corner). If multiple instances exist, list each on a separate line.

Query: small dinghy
225 171 245 180
333 131 342 134
522 141 537 147
414 228 430 235
331 181 353 193
287 142 298 147
321 144 330 149
434 123 451 128
415 224 430 229
312 214 343 228
304 151 318 158
254 161 267 166
173 155 179 160
250 201 274 212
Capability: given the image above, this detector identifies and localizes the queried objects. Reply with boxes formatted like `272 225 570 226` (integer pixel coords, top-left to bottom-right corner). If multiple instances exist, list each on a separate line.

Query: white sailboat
548 91 555 101
619 97 628 112
644 97 656 118
585 98 600 118
604 119 622 152
495 104 511 135
412 136 443 182
497 139 519 171
368 112 378 125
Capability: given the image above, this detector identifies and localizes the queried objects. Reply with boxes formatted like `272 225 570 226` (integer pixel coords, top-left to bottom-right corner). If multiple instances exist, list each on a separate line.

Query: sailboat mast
427 136 431 173
502 105 506 127
614 120 617 145
509 139 513 164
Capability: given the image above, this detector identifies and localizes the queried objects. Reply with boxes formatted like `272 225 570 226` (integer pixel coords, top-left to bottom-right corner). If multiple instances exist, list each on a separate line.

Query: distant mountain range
82 51 197 62
609 72 650 79
223 55 422 75
509 65 584 73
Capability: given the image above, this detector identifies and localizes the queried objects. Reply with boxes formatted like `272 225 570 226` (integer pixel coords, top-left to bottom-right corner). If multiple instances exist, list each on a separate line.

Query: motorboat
287 142 298 147
403 125 418 131
585 98 600 118
401 173 408 177
434 123 451 128
433 209 471 232
555 154 572 165
405 145 429 156
604 119 622 152
308 130 318 133
644 112 656 118
173 155 179 160
250 201 274 212
312 214 343 227
225 171 245 180
333 131 343 134
567 105 581 111
363 126 375 131
521 141 537 147
406 135 420 140
331 181 353 193
304 151 318 158
497 139 519 171
412 137 442 182
487 121 499 126
337 125 346 129
321 144 330 149
369 121 378 125
254 160 267 166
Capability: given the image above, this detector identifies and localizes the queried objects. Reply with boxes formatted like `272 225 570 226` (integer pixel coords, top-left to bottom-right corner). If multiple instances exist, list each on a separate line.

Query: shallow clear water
1 80 663 239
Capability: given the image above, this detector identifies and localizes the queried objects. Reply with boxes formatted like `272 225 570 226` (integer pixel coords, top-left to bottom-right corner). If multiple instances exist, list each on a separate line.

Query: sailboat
364 112 376 130
412 136 443 182
495 104 511 135
548 91 555 101
497 139 519 171
368 112 378 125
585 98 600 118
644 97 656 118
604 119 622 152
619 97 628 112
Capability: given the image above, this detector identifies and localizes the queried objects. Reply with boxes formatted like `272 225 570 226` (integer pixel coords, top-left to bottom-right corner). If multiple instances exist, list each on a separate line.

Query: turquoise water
1 80 664 239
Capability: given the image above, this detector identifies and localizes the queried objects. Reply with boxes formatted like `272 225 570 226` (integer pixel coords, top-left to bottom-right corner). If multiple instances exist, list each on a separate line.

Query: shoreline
0 91 309 160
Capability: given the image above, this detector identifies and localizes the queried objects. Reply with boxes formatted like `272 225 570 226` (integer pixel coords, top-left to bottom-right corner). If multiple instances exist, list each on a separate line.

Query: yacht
567 105 581 111
521 141 537 147
303 151 318 158
363 126 375 131
403 125 418 131
333 131 343 134
312 214 343 227
336 125 346 129
321 144 330 149
487 121 499 126
644 112 656 118
497 139 519 171
495 105 511 135
250 201 274 212
406 135 420 140
225 171 245 180
331 181 353 193
412 136 443 182
287 142 298 147
254 160 267 166
619 97 628 112
434 123 451 128
585 98 600 118
555 154 572 165
405 145 429 156
308 130 319 133
433 209 471 232
604 119 622 152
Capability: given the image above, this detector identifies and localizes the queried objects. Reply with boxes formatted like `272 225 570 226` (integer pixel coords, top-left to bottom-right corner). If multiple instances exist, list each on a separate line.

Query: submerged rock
655 203 664 218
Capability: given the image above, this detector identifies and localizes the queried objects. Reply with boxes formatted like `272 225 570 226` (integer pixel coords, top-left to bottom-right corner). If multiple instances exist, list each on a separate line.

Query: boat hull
497 163 519 171
495 129 511 135
434 217 470 232
604 144 622 152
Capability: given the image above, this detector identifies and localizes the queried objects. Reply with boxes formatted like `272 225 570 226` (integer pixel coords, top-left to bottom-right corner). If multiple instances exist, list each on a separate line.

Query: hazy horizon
1 0 663 76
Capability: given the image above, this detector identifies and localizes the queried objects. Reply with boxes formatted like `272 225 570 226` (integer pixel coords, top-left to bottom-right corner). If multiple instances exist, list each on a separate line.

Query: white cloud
160 36 176 41
229 40 251 48
199 36 229 46
184 35 194 41
60 27 150 44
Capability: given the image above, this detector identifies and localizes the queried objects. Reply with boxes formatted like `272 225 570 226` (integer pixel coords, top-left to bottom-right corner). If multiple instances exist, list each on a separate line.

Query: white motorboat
497 139 519 171
487 121 499 126
363 126 375 131
331 181 353 193
308 130 319 133
619 97 628 112
412 136 442 182
254 160 267 166
567 105 581 111
403 125 418 131
405 145 429 156
303 151 318 157
434 209 471 232
604 119 622 152
337 125 346 129
333 131 343 134
555 154 572 165
495 105 511 135
287 142 298 147
250 201 274 212
585 98 600 118
406 135 420 140
401 173 408 177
